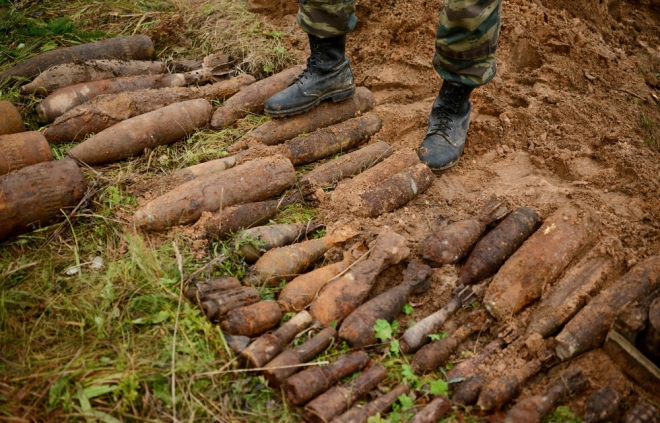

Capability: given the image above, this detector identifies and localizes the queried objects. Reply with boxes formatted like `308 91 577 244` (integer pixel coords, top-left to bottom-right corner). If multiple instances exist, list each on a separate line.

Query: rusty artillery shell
527 256 620 338
262 327 336 387
171 157 237 186
504 367 587 423
0 35 155 83
238 221 322 263
484 205 600 321
245 87 375 147
240 311 314 368
354 163 434 218
0 132 53 176
220 301 283 337
21 59 167 96
477 359 542 411
283 351 370 406
45 75 254 144
299 141 393 193
453 374 487 406
37 68 215 122
0 101 25 135
68 99 211 165
339 261 432 348
134 155 295 231
185 276 241 303
310 231 410 326
332 385 408 423
411 308 491 374
408 396 451 423
555 255 660 361
200 286 260 322
642 298 660 363
304 364 387 423
446 338 506 382
278 256 354 313
203 193 303 240
211 65 304 129
457 207 542 286
584 387 621 423
0 159 86 242
623 400 660 423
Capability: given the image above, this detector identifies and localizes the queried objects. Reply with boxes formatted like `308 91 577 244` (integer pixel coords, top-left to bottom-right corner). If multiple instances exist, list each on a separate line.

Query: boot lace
296 53 321 84
428 96 462 141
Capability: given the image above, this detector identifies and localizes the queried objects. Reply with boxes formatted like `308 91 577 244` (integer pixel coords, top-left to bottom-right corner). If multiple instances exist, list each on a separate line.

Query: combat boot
264 34 355 117
418 81 474 171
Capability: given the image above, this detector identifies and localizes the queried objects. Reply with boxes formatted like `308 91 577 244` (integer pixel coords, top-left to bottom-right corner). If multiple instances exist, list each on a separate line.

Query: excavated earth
243 0 660 420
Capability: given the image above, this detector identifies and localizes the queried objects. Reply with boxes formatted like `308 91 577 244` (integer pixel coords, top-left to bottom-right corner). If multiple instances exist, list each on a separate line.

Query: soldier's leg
264 0 357 117
419 0 503 171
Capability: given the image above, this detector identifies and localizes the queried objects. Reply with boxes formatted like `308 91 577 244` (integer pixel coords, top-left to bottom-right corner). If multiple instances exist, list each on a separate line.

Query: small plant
543 405 582 423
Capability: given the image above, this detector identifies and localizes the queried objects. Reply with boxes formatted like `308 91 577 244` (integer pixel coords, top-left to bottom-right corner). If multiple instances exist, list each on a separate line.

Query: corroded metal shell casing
0 101 25 135
0 159 86 242
0 132 53 176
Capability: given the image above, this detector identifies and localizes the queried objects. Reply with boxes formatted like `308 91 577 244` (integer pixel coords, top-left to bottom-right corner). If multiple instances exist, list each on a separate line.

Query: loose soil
249 0 660 418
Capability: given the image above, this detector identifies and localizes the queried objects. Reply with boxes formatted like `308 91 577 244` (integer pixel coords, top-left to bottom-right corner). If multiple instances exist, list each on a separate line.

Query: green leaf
389 339 400 357
151 310 170 324
374 319 392 342
428 332 449 342
93 411 122 423
398 393 414 411
391 320 400 334
402 302 414 315
82 385 116 399
430 379 449 397
401 364 420 387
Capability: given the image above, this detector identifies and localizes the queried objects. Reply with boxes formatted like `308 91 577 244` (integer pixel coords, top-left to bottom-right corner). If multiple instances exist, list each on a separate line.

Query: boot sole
429 158 460 174
264 86 356 118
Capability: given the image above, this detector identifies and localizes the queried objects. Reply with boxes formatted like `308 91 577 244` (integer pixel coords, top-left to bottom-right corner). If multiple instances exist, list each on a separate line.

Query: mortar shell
0 132 53 176
0 101 25 135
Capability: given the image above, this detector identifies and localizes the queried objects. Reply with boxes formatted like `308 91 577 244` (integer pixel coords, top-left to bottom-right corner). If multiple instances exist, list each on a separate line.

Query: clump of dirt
254 0 660 417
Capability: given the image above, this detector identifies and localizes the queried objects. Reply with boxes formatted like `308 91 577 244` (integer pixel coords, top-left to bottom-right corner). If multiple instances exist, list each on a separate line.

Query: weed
543 405 582 423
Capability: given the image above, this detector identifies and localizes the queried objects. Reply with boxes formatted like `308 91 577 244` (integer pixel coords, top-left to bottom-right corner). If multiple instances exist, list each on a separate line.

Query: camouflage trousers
298 0 502 87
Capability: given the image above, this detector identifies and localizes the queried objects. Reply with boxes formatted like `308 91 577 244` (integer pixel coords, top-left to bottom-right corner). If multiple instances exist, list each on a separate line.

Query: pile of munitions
2 35 660 422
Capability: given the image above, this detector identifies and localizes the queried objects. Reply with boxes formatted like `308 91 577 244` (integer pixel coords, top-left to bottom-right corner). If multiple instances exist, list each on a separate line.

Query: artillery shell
527 256 619 338
484 205 600 320
37 68 215 122
224 334 251 354
411 308 490 374
309 231 410 325
504 367 587 423
423 198 509 267
45 75 254 144
452 374 487 406
134 155 295 231
0 132 53 176
446 338 506 382
282 351 370 406
245 227 357 287
457 207 542 286
354 163 434 218
21 59 167 96
477 359 542 411
332 385 408 423
0 159 86 242
0 101 25 135
203 193 302 240
171 157 237 186
200 286 260 321
245 87 375 147
304 364 387 423
299 141 393 192
623 400 660 423
584 387 621 423
241 311 314 368
339 261 432 348
220 301 283 337
262 327 336 387
278 256 353 313
68 99 212 165
641 298 660 363
0 35 155 83
238 221 322 263
185 276 241 303
408 396 451 423
211 65 305 129
555 255 660 361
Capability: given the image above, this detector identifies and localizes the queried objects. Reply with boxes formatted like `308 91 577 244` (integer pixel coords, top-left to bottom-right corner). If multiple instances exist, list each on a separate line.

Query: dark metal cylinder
0 159 87 242
0 132 53 176
0 101 25 135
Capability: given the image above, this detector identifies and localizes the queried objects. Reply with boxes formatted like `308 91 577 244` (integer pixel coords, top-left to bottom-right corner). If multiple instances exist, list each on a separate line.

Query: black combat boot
418 81 474 171
264 34 355 117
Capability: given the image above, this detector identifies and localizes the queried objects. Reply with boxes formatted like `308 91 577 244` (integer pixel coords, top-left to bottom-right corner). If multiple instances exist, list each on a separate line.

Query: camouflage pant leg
297 0 357 38
434 0 503 87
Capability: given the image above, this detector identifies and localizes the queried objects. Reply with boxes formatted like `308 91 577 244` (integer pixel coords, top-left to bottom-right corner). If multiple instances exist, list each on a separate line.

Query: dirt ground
247 0 660 419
